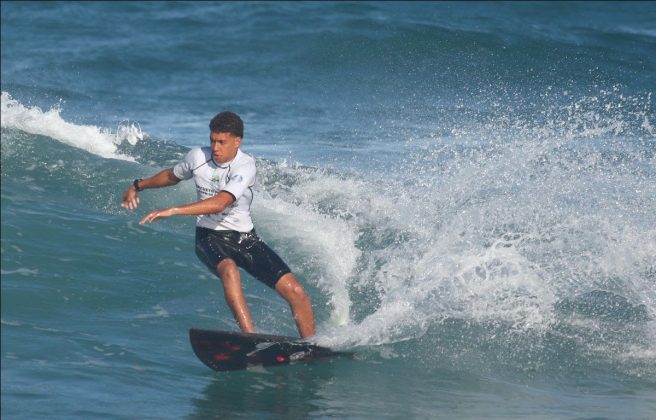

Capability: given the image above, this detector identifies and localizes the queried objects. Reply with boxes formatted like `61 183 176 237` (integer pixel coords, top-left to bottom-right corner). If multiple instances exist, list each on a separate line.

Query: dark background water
2 2 655 418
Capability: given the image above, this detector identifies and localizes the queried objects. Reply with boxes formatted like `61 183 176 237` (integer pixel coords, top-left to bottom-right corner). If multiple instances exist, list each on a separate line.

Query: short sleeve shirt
173 147 255 232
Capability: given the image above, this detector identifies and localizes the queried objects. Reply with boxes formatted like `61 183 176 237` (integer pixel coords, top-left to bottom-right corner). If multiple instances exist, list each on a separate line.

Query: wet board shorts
195 227 291 289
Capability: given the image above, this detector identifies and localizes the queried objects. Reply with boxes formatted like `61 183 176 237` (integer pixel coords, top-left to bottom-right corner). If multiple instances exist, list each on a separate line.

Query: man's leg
275 273 316 338
217 258 255 333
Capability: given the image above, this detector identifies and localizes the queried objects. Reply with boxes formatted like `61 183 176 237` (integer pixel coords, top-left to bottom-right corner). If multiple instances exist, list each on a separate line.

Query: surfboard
189 328 352 372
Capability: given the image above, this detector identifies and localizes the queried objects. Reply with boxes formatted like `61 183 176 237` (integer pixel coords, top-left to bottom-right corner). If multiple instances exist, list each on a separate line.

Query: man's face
210 131 241 164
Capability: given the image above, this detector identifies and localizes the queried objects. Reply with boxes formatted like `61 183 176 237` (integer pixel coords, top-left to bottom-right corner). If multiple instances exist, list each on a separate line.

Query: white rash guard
173 147 256 232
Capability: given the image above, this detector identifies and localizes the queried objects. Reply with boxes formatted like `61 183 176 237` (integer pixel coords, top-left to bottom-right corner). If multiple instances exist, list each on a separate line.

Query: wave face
2 2 655 419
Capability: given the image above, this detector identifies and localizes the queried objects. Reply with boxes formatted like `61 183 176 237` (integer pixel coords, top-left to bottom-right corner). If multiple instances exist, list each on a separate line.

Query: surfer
121 111 316 338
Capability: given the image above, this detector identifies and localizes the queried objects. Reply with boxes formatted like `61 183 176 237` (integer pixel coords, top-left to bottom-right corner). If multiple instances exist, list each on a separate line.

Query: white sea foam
257 92 655 366
254 186 361 327
134 304 170 319
0 268 39 277
1 92 143 161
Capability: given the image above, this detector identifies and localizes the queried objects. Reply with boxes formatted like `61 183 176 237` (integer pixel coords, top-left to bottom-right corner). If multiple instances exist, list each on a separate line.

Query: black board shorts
195 227 291 289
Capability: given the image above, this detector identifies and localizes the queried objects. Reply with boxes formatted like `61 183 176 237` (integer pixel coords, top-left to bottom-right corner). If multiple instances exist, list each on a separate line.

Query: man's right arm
121 168 181 210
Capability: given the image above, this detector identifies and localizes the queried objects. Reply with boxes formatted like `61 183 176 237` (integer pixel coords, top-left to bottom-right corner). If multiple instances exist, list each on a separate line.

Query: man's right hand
121 186 140 210
120 169 180 211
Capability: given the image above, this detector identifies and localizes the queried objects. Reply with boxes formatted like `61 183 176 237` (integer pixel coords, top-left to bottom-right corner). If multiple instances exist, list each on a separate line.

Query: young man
121 111 316 338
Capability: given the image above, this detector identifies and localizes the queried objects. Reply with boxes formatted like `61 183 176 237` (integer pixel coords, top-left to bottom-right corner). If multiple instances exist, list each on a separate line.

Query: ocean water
2 2 655 418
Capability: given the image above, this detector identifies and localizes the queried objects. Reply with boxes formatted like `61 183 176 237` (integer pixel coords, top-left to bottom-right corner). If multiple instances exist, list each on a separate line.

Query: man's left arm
139 192 235 224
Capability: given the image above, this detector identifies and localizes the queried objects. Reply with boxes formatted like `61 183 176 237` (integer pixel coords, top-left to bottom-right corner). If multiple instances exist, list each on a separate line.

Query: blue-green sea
2 2 655 418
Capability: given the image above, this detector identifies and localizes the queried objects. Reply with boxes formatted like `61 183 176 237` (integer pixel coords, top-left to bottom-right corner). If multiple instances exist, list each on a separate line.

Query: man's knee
216 258 238 275
217 259 239 281
276 273 310 303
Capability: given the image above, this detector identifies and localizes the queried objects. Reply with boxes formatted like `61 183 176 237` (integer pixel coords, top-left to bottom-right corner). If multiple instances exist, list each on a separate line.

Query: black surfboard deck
189 328 352 372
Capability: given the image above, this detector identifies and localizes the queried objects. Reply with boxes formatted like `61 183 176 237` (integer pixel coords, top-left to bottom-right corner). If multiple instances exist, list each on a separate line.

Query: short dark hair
209 111 244 138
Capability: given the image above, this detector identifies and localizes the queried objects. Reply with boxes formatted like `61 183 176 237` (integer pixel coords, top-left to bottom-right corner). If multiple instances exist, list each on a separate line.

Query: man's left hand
139 208 176 224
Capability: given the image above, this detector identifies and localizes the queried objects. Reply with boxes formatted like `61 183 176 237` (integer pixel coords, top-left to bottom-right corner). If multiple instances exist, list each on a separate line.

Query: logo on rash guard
211 175 222 183
229 174 243 183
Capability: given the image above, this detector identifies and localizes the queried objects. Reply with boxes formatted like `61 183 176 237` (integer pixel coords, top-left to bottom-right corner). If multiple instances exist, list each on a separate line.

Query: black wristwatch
133 179 143 192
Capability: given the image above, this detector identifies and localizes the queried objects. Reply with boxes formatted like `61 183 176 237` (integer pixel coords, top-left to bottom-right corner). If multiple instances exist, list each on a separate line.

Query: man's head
209 111 243 138
209 111 243 164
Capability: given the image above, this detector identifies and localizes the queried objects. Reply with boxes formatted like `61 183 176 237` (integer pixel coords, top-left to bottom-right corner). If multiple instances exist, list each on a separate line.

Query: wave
2 90 655 380
1 92 143 161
